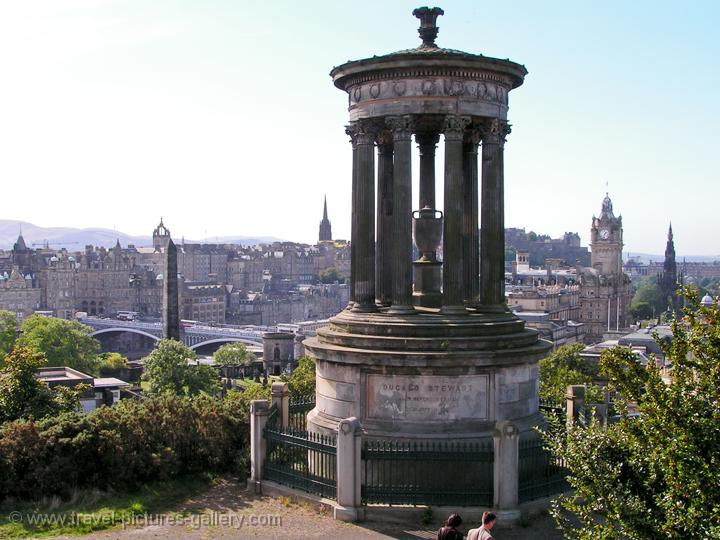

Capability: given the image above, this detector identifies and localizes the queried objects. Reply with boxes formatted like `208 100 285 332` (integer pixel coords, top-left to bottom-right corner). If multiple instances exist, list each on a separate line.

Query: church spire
319 195 332 242
661 221 679 316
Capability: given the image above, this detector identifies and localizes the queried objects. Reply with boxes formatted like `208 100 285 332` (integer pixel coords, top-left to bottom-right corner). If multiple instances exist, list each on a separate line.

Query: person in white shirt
467 511 497 540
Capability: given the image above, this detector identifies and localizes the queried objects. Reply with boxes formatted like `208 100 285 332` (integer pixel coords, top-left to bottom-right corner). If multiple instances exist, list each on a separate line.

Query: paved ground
56 479 564 540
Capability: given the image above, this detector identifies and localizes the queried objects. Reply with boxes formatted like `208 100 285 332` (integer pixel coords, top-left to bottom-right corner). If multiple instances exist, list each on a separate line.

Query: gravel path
54 479 564 540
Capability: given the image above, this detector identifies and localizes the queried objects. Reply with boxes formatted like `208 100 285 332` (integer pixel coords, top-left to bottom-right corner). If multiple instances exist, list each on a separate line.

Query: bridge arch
189 337 261 351
91 328 161 342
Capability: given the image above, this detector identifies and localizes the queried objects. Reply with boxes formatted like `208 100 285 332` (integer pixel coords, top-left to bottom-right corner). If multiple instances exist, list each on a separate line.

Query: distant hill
0 220 282 250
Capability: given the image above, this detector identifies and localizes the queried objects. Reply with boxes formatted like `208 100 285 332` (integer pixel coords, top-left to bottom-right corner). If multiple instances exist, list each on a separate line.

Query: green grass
0 474 215 538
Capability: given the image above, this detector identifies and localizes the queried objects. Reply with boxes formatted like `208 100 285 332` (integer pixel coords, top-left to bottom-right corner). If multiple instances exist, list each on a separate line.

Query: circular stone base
303 309 552 439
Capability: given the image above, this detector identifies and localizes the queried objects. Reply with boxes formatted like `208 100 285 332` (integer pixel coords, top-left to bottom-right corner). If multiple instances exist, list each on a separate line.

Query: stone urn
412 206 443 261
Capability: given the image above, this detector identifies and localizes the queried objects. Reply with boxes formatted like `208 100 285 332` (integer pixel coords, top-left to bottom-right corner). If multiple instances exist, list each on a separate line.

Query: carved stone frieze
348 76 510 106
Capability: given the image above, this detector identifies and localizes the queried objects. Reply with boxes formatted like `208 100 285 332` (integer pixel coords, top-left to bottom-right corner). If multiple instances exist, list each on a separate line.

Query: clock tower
579 193 632 343
590 193 623 276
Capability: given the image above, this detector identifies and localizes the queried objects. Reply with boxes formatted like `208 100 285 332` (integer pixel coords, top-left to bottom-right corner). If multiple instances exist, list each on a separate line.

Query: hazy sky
0 1 717 255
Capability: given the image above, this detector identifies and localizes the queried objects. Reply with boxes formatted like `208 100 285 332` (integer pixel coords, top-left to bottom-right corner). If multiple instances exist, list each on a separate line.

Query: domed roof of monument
330 6 527 90
701 293 714 307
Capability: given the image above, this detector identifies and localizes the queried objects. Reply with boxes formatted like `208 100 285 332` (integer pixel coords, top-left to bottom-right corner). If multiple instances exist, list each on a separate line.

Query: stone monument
162 238 180 340
304 7 552 443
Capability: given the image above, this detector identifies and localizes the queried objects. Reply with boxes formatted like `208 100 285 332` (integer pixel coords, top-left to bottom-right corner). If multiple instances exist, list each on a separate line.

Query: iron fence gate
263 405 336 500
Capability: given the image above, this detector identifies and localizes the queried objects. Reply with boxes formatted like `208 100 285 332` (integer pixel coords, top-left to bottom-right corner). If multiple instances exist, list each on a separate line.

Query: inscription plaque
366 374 489 421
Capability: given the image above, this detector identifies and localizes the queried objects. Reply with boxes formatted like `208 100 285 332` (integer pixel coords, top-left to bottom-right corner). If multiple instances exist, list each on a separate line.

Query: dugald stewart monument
304 4 552 491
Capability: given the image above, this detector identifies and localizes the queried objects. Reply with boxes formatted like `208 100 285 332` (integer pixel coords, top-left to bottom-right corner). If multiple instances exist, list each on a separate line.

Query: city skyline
0 1 718 254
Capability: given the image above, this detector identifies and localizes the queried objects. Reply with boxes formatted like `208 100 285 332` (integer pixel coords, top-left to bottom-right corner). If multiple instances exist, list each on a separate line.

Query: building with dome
577 194 632 342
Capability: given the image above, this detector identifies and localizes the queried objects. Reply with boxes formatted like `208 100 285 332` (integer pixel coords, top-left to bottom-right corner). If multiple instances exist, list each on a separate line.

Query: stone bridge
82 317 266 350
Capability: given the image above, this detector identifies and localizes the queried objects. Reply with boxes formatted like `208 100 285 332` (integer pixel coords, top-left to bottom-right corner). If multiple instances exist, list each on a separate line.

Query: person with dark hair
467 511 497 540
437 513 464 540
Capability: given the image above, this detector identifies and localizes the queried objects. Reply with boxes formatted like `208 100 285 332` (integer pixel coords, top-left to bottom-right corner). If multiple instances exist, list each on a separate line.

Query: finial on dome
412 6 444 48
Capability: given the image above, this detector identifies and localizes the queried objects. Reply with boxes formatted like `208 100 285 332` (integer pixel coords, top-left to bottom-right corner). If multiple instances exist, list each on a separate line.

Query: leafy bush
539 344 604 405
280 356 315 400
99 352 128 371
546 289 720 538
224 383 270 421
0 394 249 501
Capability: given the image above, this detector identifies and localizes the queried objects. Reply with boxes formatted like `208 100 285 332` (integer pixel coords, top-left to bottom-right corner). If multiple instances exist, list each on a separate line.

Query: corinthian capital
345 124 358 146
386 115 414 141
480 118 512 145
355 118 380 145
442 115 471 142
375 129 394 154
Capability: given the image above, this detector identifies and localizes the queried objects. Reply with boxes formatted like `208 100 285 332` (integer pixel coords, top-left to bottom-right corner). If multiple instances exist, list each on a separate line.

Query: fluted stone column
442 115 471 314
387 115 414 314
479 119 511 312
416 132 440 210
345 124 358 309
462 129 481 306
375 131 394 307
352 120 377 312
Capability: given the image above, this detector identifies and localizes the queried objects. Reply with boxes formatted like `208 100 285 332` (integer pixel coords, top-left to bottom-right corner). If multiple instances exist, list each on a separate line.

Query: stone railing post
493 421 520 519
334 417 363 521
271 382 290 428
566 384 586 428
248 399 269 494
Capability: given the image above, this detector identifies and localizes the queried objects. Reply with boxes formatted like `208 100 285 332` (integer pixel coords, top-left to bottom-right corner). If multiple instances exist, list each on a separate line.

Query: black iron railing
288 398 315 431
361 439 494 507
263 423 336 500
539 398 566 421
518 437 569 503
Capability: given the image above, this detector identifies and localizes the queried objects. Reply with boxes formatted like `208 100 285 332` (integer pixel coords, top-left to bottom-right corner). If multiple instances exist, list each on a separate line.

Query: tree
17 315 101 375
0 310 17 363
319 267 340 284
547 289 720 538
100 352 129 371
213 342 254 366
539 343 604 404
281 356 316 399
629 300 653 321
0 346 83 422
142 339 219 397
631 274 665 322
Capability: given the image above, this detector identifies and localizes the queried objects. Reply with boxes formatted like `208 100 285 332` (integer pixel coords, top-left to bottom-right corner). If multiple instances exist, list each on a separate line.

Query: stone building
75 242 134 316
577 194 632 343
37 252 77 319
504 228 590 268
0 268 41 320
179 279 226 324
507 284 584 348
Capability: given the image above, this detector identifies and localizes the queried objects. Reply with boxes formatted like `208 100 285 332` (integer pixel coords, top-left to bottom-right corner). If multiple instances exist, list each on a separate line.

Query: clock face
600 229 610 240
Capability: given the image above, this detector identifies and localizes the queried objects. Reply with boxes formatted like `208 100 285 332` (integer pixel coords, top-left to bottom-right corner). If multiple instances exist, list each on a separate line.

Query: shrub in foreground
0 394 249 501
